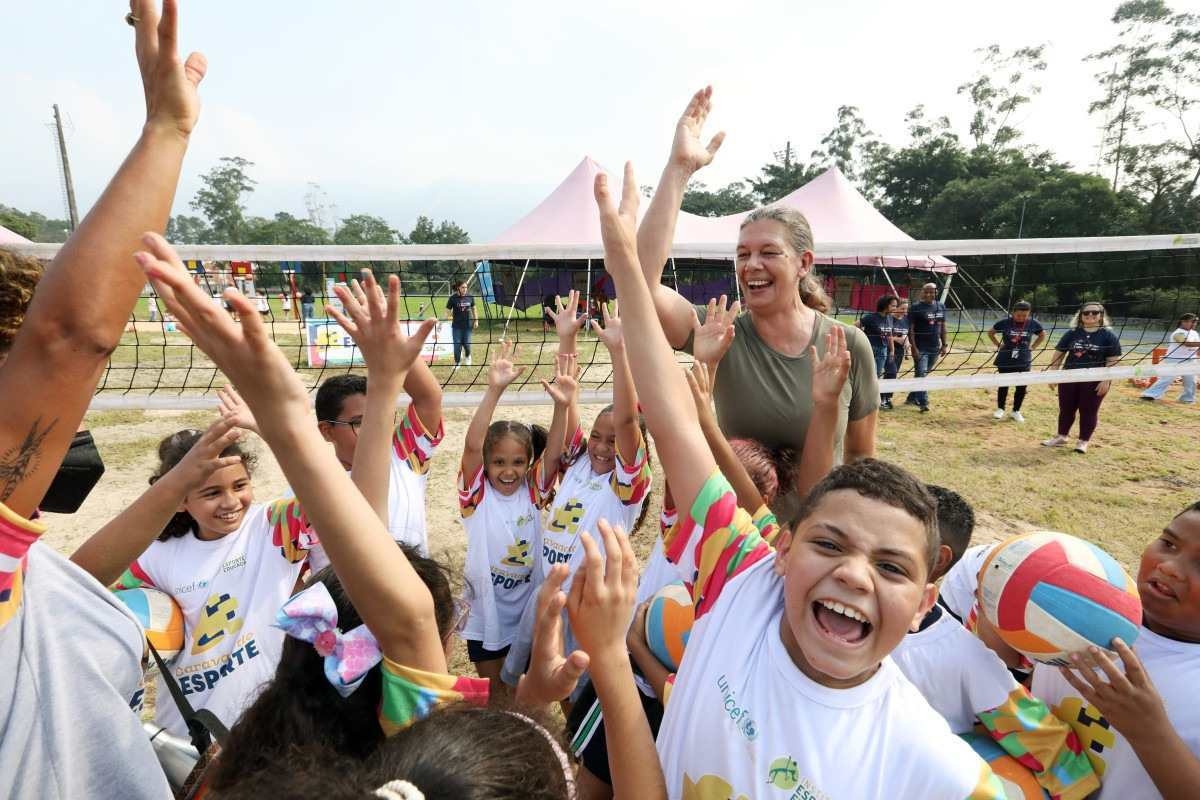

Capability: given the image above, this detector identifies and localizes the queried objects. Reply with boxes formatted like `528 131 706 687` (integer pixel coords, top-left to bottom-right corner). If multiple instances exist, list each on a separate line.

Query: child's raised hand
326 270 436 382
135 233 310 424
567 520 639 663
1059 639 1170 740
691 295 739 367
595 162 640 271
164 417 243 493
669 86 726 175
516 564 590 706
589 302 625 353
545 290 587 341
684 360 718 426
216 385 258 435
488 339 526 390
810 324 851 408
541 352 578 405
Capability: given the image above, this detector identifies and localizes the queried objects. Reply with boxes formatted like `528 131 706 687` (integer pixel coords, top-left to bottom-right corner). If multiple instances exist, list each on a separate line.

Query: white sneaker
992 408 1006 420
1011 410 1026 424
1041 435 1069 447
465 356 472 365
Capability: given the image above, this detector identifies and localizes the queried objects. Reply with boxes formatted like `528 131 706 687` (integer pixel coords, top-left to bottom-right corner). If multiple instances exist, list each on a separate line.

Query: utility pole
52 104 80 231
774 140 793 169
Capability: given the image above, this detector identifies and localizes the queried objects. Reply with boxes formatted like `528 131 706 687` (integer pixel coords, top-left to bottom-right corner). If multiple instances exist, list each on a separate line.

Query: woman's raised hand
811 325 851 408
692 295 739 367
670 86 726 175
131 0 207 136
541 352 579 406
488 339 526 390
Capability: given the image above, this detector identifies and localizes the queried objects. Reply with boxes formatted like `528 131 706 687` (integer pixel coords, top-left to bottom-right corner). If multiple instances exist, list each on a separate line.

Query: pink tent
490 156 719 246
0 224 32 245
719 167 954 272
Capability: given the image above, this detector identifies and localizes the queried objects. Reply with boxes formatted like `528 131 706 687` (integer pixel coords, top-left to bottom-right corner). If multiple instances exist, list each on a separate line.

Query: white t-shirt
118 497 316 738
538 425 651 590
635 503 681 607
892 607 1020 734
938 543 995 623
1165 326 1200 360
656 472 1001 800
458 462 545 651
307 403 442 571
1032 625 1200 799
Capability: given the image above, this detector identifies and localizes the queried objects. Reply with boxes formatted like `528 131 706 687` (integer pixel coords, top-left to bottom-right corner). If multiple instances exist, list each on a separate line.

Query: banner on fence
304 319 453 367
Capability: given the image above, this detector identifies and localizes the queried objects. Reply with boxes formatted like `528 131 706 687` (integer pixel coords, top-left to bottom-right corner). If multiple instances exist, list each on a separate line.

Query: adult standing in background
858 295 897 408
1042 302 1122 454
905 282 949 412
1141 312 1199 404
881 297 910 410
280 291 292 320
635 86 878 518
446 279 478 368
988 300 1046 423
300 287 314 320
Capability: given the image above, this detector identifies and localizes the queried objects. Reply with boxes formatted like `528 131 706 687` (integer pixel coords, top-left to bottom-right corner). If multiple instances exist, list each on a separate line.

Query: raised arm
591 304 641 463
636 87 726 349
794 326 851 495
600 164 713 513
403 353 443 437
70 418 241 586
141 238 447 674
539 353 579 487
685 361 764 514
461 340 525 480
0 0 205 517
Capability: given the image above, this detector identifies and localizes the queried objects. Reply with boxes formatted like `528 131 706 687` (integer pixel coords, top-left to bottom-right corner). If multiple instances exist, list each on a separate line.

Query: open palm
811 325 851 407
692 295 739 367
671 85 726 174
488 340 526 389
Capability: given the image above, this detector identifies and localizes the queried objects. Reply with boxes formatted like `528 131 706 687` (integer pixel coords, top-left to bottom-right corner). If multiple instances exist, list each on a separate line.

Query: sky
4 0 1198 241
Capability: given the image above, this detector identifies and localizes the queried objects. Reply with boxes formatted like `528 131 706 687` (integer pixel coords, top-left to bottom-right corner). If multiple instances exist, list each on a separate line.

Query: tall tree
681 181 756 217
191 156 257 244
812 105 883 192
747 143 822 204
244 212 331 245
406 215 470 244
166 214 211 244
957 44 1048 152
334 214 400 245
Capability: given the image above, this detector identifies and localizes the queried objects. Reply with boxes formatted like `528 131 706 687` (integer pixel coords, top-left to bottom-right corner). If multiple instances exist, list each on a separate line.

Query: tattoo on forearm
0 417 59 502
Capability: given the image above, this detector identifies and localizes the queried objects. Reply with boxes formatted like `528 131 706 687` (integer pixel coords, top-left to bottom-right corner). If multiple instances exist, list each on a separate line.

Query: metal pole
1006 197 1028 308
53 104 79 231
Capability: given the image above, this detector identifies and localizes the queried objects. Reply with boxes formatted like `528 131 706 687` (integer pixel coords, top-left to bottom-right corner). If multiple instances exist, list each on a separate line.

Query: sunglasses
1081 309 1103 316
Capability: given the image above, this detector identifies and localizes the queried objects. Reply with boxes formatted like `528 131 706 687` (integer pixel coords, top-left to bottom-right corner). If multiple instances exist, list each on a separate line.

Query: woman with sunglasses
1042 303 1123 453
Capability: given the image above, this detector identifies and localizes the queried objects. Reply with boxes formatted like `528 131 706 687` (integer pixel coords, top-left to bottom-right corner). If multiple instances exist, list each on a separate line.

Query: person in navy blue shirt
987 300 1046 423
1041 302 1122 454
858 295 898 408
445 279 478 367
905 282 948 412
881 298 910 409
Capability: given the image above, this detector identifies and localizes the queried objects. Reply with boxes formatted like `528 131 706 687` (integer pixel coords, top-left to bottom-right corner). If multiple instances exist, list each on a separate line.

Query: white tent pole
669 257 680 293
879 265 899 295
731 257 741 305
501 258 531 341
585 258 592 337
939 274 954 304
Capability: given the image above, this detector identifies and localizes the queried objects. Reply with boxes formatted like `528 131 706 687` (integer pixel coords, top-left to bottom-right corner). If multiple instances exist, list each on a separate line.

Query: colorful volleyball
115 587 185 663
644 580 694 672
978 532 1140 666
960 733 1049 800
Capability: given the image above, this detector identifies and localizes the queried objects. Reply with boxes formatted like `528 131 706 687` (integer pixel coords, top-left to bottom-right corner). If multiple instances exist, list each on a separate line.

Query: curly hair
207 551 459 792
149 428 257 540
0 249 45 356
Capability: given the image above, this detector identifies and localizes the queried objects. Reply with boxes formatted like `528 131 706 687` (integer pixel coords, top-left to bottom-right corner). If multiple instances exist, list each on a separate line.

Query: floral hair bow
274 581 382 697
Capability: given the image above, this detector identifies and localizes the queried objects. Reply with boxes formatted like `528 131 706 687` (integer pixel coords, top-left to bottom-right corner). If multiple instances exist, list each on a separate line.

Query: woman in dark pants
987 300 1046 423
1042 302 1122 454
881 298 910 409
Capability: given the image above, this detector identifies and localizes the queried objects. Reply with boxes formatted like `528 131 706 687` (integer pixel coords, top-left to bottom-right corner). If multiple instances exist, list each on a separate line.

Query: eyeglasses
323 418 363 433
1081 309 1103 317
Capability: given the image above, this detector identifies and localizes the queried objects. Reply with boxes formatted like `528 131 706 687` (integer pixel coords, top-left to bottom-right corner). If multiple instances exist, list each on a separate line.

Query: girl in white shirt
1141 312 1199 404
458 341 575 691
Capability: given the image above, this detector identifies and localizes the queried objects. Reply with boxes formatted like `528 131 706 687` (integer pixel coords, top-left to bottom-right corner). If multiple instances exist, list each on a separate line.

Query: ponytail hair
740 206 831 313
149 428 256 541
483 421 549 465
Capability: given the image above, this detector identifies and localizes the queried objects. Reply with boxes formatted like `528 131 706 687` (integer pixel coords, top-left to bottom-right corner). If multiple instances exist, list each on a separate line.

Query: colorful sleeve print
662 673 676 707
458 462 486 519
528 455 554 509
267 498 318 563
965 763 1007 800
611 429 652 508
663 470 773 620
560 425 586 469
378 657 491 736
660 498 679 539
0 502 46 631
113 559 157 591
392 402 445 476
977 686 1099 800
751 505 782 546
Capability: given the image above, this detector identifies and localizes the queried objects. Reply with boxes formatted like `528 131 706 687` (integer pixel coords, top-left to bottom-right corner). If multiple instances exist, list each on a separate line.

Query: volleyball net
8 234 1200 410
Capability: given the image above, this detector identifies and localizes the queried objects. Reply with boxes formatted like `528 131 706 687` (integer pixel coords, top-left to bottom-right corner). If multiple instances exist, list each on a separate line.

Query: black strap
148 642 230 753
